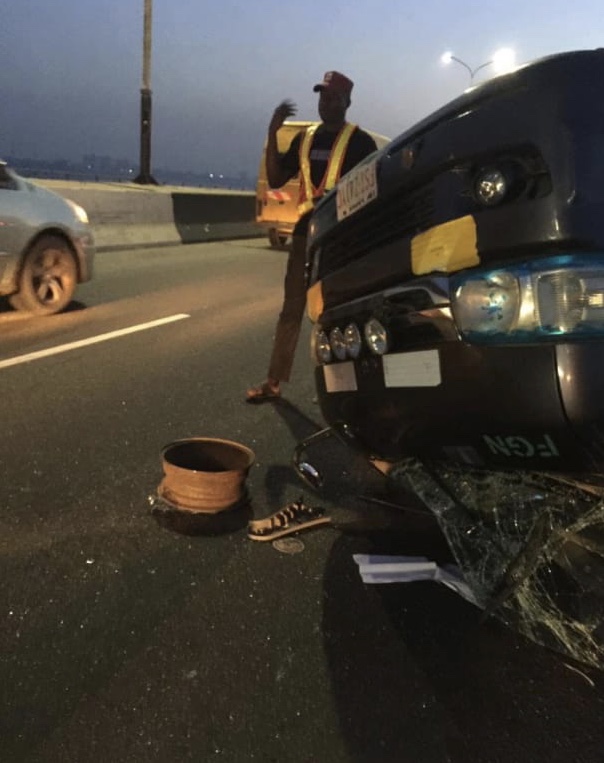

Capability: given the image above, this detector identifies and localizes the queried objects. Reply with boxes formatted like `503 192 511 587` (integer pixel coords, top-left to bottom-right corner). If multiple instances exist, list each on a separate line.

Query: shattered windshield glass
389 459 604 669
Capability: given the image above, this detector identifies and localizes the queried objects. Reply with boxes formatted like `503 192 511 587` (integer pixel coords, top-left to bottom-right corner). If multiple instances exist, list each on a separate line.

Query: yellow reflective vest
297 122 357 216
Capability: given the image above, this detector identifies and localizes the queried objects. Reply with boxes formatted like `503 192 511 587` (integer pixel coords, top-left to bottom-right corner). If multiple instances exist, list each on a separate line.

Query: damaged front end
398 460 604 669
302 49 604 668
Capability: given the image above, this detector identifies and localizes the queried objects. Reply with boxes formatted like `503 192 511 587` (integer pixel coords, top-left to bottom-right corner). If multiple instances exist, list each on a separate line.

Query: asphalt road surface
0 239 603 763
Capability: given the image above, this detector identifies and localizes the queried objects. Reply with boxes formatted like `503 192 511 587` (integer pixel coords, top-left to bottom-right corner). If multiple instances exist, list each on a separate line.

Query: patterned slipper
247 497 332 541
245 381 281 404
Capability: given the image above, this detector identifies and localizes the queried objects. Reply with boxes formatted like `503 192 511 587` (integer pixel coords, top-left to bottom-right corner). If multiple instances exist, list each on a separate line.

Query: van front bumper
315 334 604 474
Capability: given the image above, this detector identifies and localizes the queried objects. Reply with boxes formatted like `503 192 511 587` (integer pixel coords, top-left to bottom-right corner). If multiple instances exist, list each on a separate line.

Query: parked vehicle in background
256 121 389 250
0 160 94 315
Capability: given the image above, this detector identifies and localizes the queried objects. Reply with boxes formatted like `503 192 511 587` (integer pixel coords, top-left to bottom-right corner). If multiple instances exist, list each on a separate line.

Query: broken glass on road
390 459 604 669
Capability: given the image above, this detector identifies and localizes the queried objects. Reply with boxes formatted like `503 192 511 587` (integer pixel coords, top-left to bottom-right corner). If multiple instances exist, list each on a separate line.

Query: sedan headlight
364 318 389 355
451 254 604 342
67 198 90 224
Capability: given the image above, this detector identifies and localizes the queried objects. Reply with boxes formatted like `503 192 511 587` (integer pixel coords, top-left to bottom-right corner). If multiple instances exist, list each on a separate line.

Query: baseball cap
313 71 354 97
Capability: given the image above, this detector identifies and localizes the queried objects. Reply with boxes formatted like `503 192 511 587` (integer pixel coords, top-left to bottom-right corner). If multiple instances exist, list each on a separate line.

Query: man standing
246 71 378 402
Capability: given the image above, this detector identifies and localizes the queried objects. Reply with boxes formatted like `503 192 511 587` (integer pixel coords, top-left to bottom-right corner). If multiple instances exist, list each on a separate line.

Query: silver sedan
0 161 95 315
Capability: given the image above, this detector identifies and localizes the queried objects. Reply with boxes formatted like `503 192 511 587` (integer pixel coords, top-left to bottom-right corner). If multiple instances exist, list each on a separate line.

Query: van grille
318 185 435 278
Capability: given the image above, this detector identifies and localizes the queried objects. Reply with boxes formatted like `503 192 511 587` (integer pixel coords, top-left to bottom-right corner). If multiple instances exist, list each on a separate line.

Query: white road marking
0 313 190 370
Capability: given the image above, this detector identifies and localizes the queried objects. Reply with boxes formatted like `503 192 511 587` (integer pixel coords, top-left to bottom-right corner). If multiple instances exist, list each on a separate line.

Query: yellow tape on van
411 215 479 275
307 281 324 323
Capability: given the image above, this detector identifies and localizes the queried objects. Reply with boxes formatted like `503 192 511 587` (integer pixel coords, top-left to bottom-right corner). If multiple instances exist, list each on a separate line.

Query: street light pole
134 0 157 184
447 54 475 82
468 60 496 83
441 49 517 85
443 54 491 84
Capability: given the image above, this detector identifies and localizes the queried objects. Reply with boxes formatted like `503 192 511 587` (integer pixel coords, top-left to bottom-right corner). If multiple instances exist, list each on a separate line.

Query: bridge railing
35 179 263 251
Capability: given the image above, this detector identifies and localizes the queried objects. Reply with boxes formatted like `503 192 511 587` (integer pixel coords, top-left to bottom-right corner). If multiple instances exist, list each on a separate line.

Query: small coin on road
272 537 305 554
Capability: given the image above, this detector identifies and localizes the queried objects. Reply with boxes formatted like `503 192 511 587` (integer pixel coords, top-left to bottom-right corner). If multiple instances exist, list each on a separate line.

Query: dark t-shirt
279 124 378 236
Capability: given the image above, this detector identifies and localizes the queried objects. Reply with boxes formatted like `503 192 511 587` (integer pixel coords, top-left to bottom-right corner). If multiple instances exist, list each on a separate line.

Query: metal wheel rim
30 248 74 306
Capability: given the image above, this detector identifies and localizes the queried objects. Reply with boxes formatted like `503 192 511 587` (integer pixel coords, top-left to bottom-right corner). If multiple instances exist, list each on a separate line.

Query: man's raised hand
269 100 297 134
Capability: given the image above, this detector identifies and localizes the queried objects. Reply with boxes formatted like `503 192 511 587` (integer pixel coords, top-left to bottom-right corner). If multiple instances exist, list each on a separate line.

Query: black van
306 49 604 475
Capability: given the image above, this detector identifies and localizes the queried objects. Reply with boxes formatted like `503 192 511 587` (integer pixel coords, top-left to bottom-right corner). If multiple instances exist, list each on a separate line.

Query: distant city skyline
2 0 603 180
6 151 253 190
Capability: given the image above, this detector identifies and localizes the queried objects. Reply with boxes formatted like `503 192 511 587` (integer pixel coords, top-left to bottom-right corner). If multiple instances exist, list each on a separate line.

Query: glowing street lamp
441 48 517 84
491 48 517 75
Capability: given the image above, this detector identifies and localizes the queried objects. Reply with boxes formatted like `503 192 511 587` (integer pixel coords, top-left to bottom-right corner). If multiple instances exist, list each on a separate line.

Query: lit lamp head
492 47 517 75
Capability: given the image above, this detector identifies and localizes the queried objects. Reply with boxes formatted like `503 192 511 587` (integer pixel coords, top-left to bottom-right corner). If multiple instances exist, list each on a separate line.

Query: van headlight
536 271 586 332
453 271 520 335
451 254 604 342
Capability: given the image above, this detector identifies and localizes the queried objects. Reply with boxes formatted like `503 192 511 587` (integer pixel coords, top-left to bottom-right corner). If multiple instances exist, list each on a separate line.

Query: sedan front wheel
10 235 77 315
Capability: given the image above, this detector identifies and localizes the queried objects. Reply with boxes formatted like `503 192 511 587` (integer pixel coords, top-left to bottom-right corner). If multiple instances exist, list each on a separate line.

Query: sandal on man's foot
245 381 281 404
247 498 332 541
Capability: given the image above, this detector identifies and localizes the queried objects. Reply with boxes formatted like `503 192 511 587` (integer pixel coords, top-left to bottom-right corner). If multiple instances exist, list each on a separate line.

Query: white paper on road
353 554 482 608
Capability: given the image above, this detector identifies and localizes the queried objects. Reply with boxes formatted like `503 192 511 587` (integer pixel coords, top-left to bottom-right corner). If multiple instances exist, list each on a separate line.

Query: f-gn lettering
483 434 560 458
483 435 510 456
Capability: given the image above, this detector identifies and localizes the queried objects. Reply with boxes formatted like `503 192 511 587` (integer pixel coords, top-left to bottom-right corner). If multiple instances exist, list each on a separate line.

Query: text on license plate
336 158 378 221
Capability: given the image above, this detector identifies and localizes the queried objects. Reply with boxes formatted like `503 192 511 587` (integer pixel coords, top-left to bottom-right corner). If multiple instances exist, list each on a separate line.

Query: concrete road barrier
36 180 263 251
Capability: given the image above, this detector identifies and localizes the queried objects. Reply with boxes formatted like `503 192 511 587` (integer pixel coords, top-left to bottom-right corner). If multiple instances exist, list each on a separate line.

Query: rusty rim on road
158 437 255 513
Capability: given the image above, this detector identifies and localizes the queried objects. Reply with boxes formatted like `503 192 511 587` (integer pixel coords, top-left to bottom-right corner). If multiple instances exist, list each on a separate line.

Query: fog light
329 327 347 360
364 318 389 355
344 323 362 358
314 330 332 364
474 167 508 206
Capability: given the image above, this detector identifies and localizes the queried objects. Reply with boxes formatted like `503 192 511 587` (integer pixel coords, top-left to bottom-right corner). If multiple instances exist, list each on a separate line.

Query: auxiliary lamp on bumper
312 318 390 364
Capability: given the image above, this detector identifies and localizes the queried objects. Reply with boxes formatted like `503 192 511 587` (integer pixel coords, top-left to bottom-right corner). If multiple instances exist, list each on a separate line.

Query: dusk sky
2 0 603 178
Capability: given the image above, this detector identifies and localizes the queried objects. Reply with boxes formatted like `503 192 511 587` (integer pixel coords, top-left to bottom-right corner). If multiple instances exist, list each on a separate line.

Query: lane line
0 313 191 370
